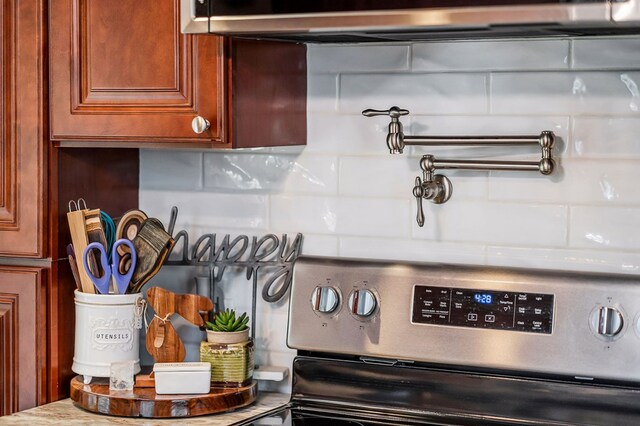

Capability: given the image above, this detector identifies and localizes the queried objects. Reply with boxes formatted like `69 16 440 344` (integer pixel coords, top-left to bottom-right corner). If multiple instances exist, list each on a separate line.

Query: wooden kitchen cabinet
49 0 306 148
0 0 46 257
0 0 142 414
0 0 51 416
0 267 46 416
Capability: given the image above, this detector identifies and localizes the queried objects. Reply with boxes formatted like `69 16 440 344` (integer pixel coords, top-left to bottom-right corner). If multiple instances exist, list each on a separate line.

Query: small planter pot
200 338 254 387
206 328 250 345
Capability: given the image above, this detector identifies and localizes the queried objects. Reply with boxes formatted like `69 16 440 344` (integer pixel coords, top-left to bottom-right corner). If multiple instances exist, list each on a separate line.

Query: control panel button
348 289 377 318
311 286 339 314
485 314 496 323
467 313 478 321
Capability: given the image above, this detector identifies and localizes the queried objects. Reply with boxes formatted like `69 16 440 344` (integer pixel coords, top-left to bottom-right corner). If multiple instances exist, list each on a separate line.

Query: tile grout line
199 151 205 191
567 39 574 70
487 72 493 115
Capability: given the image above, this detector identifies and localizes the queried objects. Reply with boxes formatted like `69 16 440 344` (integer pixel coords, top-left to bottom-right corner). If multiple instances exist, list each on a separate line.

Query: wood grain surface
229 39 307 149
0 0 46 257
145 287 213 363
52 148 139 400
0 267 46 415
49 0 224 145
70 376 257 418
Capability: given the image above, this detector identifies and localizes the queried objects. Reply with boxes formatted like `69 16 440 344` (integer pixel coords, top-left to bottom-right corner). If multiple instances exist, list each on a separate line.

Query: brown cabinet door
0 267 46 415
0 0 45 257
50 0 225 147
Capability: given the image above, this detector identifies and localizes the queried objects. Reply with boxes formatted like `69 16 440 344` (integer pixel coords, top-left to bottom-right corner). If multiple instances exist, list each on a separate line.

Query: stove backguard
288 257 640 383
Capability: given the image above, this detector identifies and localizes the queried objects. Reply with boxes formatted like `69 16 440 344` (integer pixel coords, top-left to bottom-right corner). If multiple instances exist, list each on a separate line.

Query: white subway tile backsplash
269 195 338 234
271 195 411 238
307 112 393 156
570 206 640 250
140 150 203 190
308 44 410 73
487 172 557 204
308 74 339 112
339 73 488 115
572 37 640 70
340 155 489 200
572 117 640 159
487 246 640 274
412 201 568 247
413 40 569 72
490 159 640 205
339 237 486 265
203 152 338 195
139 190 269 231
298 234 339 257
491 72 640 115
255 310 290 353
339 156 417 198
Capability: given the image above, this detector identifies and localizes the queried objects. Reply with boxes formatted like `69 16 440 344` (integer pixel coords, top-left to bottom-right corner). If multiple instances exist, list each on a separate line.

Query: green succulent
206 309 249 332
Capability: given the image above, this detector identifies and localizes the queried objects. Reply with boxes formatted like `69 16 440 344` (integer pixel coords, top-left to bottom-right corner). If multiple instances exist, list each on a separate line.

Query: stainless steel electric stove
237 256 640 425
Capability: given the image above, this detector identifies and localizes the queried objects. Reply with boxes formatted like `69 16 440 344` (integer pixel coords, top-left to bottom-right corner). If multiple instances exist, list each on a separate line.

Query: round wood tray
70 376 257 418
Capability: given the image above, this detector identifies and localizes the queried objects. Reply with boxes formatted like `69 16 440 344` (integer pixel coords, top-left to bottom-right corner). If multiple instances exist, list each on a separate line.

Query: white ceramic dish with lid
153 362 211 394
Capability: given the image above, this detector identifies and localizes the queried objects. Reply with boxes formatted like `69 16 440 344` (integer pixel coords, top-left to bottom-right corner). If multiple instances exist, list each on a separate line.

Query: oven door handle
360 356 415 366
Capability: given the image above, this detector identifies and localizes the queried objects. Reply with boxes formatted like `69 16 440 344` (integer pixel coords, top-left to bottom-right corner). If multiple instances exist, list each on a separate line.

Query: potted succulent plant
205 309 250 344
201 309 254 387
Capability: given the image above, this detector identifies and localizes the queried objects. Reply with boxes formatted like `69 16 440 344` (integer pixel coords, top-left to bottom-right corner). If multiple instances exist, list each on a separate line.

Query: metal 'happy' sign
164 207 303 303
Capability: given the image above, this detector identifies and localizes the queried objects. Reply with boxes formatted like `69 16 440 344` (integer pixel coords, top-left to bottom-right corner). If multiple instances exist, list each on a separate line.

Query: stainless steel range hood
181 1 640 42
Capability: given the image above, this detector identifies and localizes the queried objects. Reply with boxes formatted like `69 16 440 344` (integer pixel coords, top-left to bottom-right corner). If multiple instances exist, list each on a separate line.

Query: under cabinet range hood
181 0 640 42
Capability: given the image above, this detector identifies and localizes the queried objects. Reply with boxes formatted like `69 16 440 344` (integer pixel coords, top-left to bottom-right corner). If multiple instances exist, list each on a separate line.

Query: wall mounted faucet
363 106 556 227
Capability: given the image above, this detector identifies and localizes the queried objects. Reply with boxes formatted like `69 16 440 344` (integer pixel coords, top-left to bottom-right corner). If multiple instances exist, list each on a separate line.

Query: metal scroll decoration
164 207 303 304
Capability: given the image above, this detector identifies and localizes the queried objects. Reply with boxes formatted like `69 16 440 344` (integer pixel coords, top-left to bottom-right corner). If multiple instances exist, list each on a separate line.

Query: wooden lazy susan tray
70 376 257 418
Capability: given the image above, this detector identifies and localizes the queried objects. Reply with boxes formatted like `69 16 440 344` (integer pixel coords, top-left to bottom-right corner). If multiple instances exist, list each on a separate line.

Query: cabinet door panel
50 0 224 145
0 292 16 415
0 267 45 415
0 0 44 257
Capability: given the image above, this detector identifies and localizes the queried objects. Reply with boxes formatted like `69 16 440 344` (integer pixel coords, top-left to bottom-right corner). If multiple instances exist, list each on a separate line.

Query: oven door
235 356 640 426
180 0 637 39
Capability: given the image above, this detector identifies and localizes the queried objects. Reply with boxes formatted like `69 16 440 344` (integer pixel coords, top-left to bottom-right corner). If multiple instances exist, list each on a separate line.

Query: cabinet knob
191 116 210 134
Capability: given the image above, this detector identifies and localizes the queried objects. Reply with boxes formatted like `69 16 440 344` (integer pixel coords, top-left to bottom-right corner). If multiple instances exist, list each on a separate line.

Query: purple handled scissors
82 239 137 294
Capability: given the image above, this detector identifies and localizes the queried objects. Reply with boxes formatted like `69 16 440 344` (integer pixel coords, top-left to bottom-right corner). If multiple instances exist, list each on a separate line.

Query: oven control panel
289 256 640 383
411 286 554 334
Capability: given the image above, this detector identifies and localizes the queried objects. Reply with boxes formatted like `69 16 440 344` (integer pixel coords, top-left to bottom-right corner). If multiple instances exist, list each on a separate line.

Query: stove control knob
311 286 339 313
596 306 624 337
348 289 377 317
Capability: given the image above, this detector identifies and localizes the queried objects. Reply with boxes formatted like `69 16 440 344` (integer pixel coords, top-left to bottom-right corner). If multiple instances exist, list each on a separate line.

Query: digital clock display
474 293 493 304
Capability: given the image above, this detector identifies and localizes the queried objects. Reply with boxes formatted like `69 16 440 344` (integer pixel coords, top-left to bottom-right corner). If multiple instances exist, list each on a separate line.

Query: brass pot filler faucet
363 106 555 227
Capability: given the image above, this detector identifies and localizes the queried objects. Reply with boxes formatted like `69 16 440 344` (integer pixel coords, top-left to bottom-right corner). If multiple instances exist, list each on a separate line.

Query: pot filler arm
363 106 555 227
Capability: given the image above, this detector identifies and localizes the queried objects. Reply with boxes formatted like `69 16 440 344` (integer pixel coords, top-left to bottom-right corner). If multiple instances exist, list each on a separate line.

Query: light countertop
1 392 289 425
